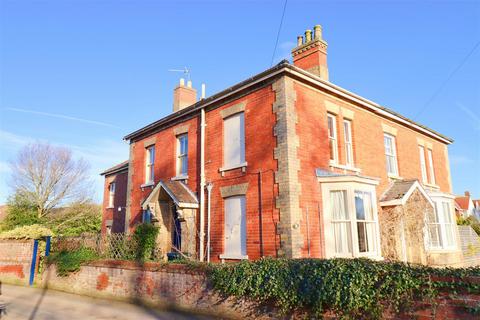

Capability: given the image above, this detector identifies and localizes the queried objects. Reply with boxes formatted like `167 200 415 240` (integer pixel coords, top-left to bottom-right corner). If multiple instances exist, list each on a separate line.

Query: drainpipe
206 182 213 262
199 108 206 262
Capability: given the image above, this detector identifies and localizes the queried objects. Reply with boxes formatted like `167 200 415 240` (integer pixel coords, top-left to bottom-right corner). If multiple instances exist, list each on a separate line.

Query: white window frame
321 181 382 259
327 114 338 164
384 133 398 177
343 119 354 167
108 182 115 208
176 134 188 177
220 195 248 260
418 145 428 183
223 112 246 170
427 199 457 251
427 149 436 185
145 145 155 184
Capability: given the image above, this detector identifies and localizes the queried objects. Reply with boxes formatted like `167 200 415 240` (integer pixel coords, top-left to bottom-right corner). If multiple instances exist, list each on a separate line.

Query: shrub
45 202 102 236
0 224 53 239
48 247 98 276
207 258 480 319
1 193 39 231
133 223 159 262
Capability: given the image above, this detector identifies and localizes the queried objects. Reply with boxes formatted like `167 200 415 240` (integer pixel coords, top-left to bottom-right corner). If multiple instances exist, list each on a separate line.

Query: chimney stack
465 191 471 197
291 24 329 81
173 78 197 112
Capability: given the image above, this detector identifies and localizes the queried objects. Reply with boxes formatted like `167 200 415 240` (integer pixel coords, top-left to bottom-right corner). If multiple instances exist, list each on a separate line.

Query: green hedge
207 258 480 319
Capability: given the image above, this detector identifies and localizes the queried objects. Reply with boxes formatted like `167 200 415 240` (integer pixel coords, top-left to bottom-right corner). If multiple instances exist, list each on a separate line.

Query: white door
224 196 246 256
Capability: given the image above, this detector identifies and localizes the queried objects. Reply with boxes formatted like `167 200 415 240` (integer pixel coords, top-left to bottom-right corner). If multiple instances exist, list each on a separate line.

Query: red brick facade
101 24 456 263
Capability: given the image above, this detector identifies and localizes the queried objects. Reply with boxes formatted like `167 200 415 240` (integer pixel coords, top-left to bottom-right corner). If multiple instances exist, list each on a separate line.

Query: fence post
29 239 39 286
45 236 51 257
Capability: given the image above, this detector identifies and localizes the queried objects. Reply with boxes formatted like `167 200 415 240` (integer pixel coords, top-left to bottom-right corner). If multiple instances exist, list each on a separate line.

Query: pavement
0 284 216 320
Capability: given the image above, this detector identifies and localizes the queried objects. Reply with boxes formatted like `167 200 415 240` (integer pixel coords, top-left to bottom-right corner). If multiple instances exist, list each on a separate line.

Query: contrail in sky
4 107 121 129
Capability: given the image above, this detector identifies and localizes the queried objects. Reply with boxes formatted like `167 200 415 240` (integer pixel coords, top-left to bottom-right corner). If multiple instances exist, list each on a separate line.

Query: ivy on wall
207 258 480 319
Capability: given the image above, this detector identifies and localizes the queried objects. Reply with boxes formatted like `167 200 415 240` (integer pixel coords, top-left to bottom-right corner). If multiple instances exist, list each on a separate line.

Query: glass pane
428 224 442 248
442 202 452 223
334 222 351 254
329 139 335 161
355 192 365 220
181 156 188 175
328 116 333 137
330 191 348 220
366 222 376 252
357 221 367 252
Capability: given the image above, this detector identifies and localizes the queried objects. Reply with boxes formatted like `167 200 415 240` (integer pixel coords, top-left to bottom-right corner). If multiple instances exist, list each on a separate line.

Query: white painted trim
317 175 379 186
219 254 249 260
219 162 248 173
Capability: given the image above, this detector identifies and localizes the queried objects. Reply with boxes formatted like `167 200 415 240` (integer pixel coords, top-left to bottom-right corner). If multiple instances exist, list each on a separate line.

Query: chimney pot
305 29 312 42
465 191 470 197
201 83 206 99
297 35 303 46
314 25 322 40
173 79 197 112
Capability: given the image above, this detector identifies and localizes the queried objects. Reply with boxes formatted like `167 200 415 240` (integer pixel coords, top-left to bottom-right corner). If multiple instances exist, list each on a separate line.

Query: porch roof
141 180 199 210
380 179 434 207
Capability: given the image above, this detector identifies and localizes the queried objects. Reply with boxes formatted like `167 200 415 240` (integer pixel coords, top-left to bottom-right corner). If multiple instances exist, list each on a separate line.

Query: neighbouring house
101 24 466 266
455 191 477 219
100 161 129 234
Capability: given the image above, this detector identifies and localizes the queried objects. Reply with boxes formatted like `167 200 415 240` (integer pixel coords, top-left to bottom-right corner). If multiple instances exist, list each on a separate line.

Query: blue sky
0 0 479 204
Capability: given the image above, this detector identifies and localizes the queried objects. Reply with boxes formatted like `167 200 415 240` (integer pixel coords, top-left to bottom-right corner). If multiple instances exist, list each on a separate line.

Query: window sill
387 173 402 180
171 175 188 181
141 182 155 189
106 206 114 209
423 183 440 190
219 253 249 260
329 163 361 173
219 162 247 175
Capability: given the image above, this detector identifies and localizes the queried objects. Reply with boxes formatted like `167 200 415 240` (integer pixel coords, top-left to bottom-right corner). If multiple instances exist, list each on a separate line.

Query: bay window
427 200 456 250
322 181 381 259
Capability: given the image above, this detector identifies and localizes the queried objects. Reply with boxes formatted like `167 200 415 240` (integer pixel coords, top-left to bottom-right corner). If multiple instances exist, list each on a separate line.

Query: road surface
0 284 216 320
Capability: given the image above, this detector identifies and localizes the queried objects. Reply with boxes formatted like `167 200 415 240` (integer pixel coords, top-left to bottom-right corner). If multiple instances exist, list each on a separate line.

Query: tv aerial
168 66 190 80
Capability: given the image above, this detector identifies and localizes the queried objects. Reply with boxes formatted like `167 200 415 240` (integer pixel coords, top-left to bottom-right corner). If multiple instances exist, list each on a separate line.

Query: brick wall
102 170 128 233
0 239 34 284
293 80 452 258
39 260 480 320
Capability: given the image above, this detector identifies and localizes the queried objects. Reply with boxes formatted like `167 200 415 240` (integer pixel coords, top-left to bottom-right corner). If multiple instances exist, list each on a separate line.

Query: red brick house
102 25 464 266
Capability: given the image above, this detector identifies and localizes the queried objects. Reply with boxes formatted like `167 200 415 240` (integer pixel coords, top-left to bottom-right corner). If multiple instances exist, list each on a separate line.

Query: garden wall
0 239 35 285
40 260 480 320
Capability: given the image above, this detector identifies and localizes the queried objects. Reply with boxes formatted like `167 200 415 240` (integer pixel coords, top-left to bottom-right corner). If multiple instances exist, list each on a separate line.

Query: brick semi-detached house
101 25 465 266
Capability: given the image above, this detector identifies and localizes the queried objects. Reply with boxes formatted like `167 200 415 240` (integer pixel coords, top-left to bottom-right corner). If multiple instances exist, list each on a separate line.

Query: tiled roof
100 160 129 176
161 180 198 205
141 180 198 210
380 179 418 202
455 196 470 210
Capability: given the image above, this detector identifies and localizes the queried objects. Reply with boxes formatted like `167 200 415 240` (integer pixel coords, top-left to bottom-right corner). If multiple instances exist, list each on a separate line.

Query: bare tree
9 143 92 218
